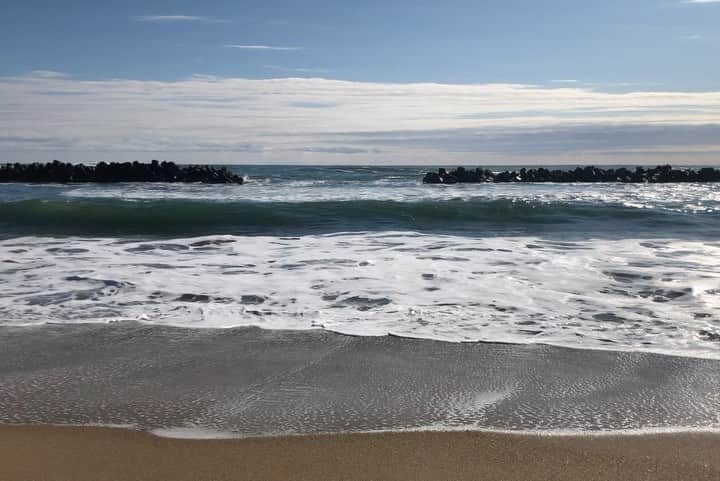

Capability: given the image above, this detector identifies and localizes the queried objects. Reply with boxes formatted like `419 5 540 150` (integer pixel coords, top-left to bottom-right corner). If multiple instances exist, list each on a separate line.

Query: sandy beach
1 323 719 480
4 0 720 477
1 425 719 481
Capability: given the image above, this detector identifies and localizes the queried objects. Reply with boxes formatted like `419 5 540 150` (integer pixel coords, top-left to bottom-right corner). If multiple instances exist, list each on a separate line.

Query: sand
1 323 719 434
0 425 718 481
2 323 719 480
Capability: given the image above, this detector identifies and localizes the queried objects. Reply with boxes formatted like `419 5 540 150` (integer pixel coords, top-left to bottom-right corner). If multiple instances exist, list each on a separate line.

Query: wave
0 197 714 238
2 233 720 359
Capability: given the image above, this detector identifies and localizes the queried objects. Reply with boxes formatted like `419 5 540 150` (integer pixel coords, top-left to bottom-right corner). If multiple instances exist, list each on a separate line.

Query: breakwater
423 165 720 184
0 161 243 184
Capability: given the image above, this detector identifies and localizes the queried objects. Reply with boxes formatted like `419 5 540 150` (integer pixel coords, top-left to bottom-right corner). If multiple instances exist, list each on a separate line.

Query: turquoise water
1 165 720 238
1 165 719 358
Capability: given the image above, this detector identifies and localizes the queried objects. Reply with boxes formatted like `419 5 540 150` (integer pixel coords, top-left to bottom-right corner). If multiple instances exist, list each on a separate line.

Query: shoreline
8 320 720 363
2 322 719 436
1 424 718 481
3 323 719 479
6 420 720 441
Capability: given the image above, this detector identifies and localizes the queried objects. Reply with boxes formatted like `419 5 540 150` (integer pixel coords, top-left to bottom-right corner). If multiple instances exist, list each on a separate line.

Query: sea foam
1 232 719 359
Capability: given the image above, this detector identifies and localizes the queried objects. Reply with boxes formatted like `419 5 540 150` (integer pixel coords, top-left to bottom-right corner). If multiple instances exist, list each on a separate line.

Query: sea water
1 165 719 359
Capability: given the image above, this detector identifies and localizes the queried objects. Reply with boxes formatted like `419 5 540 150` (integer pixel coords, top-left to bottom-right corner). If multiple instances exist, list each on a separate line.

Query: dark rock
698 167 719 182
423 168 459 184
0 161 244 184
422 165 720 184
423 172 442 184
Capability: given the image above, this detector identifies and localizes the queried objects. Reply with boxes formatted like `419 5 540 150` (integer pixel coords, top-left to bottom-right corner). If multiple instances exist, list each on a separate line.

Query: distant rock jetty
423 165 720 184
0 160 244 184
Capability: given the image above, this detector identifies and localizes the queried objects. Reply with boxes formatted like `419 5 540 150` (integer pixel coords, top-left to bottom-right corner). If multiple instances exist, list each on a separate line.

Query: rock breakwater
0 161 243 184
423 165 720 184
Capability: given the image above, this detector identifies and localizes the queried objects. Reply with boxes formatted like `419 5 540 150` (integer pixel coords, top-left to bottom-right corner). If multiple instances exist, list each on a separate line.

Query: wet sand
1 322 719 434
2 323 720 480
1 424 719 481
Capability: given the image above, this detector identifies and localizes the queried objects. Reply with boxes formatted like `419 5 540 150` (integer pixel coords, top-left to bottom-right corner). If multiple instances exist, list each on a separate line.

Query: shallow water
1 324 719 435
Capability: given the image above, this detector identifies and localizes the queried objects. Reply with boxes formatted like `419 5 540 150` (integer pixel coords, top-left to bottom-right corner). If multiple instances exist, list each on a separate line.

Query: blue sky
1 0 720 164
2 0 719 87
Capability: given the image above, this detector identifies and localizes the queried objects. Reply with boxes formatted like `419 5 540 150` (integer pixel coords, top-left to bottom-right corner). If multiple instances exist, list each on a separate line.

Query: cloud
225 45 303 51
288 101 338 109
683 0 720 3
27 70 69 79
1 73 720 164
135 15 213 23
327 124 720 153
299 146 384 154
265 65 331 74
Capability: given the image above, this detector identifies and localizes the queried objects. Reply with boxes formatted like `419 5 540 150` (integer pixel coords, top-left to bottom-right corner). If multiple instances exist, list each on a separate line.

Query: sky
1 0 720 165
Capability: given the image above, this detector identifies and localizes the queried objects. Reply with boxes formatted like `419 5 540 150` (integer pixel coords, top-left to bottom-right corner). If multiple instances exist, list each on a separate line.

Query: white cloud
26 70 69 79
224 45 303 51
264 65 331 74
135 15 212 23
1 73 720 164
683 0 720 3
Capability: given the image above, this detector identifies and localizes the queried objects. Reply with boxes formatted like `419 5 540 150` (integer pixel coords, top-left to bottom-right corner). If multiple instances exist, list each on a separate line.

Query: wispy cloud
549 79 579 84
27 70 69 79
264 65 330 74
299 146 384 155
683 0 720 4
135 15 213 23
2 73 720 164
225 44 303 51
288 101 338 109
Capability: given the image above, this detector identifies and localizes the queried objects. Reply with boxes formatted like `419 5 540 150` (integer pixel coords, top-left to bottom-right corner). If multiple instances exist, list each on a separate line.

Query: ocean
1 165 720 360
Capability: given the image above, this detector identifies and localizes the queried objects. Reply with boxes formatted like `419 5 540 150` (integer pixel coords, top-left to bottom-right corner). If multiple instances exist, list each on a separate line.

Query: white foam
62 179 720 213
148 423 720 440
1 232 719 359
151 427 244 440
361 423 720 438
